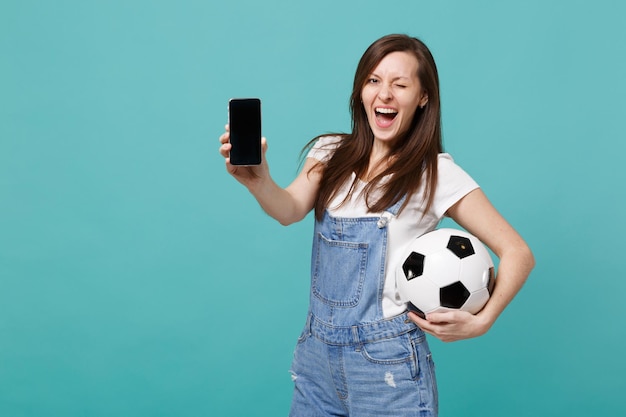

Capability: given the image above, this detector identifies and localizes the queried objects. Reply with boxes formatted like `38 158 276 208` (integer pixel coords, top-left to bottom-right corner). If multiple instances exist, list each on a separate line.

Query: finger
425 311 456 324
407 311 426 324
219 131 230 144
219 143 232 157
408 312 435 332
225 123 230 132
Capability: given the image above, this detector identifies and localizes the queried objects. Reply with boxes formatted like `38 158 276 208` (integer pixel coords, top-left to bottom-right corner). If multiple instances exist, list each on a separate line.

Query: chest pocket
312 232 368 308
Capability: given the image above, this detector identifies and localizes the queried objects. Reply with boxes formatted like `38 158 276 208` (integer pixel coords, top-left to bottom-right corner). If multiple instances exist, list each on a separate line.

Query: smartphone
228 98 262 166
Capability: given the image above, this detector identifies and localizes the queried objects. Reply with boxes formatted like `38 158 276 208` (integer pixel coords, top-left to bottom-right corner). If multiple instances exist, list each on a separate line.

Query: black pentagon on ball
446 235 475 259
408 302 426 319
440 281 470 309
402 252 425 281
487 267 496 294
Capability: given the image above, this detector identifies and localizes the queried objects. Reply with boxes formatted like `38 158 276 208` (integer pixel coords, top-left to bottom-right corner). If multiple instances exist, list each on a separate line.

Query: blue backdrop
1 1 625 416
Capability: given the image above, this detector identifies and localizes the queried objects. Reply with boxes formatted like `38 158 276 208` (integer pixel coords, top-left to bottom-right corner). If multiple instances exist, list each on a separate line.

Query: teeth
375 108 398 114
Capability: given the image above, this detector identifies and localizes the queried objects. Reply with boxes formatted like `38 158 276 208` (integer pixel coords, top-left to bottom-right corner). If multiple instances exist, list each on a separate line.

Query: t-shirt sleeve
306 136 342 163
431 153 480 218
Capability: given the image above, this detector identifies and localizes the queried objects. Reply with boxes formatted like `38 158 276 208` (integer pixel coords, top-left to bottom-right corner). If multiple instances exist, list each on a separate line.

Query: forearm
477 244 535 330
247 177 310 226
220 130 320 226
446 189 536 334
410 242 535 343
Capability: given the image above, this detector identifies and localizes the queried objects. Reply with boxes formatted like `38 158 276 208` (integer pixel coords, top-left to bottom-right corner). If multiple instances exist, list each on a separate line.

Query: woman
219 34 534 417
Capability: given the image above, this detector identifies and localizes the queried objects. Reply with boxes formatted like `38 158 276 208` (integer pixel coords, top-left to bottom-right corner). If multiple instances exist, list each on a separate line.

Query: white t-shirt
307 136 480 318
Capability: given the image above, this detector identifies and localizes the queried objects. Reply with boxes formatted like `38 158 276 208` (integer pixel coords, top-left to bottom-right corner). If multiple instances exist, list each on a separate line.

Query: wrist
244 168 271 193
475 309 497 336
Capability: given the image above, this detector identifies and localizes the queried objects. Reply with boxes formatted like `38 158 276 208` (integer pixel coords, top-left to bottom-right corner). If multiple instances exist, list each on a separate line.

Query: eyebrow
370 73 413 82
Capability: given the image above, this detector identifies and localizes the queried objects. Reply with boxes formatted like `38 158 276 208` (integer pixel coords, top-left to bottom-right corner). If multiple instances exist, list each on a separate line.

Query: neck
364 142 392 182
371 137 393 158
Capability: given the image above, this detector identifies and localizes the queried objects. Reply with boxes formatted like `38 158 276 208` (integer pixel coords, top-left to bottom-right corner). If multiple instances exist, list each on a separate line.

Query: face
361 51 428 147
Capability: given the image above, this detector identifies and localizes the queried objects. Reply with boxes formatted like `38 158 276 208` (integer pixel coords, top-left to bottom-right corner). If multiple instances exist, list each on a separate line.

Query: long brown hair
310 34 443 221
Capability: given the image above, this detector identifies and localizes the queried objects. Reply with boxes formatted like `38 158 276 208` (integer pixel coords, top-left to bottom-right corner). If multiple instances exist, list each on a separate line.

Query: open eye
367 78 379 84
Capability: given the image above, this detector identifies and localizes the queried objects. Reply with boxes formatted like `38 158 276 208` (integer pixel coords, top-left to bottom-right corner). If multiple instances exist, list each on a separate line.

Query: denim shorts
289 318 438 417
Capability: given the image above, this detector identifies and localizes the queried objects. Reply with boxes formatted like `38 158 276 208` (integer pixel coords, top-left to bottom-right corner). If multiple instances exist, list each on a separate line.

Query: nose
378 83 392 101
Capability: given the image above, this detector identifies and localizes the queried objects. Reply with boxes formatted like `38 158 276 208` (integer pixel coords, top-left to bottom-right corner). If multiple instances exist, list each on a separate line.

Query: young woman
219 34 534 417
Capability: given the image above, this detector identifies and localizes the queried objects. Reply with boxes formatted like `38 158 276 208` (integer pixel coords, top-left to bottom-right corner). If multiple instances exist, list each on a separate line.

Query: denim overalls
290 198 438 417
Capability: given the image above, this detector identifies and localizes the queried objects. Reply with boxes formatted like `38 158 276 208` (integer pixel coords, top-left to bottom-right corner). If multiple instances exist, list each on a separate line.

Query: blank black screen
229 98 261 165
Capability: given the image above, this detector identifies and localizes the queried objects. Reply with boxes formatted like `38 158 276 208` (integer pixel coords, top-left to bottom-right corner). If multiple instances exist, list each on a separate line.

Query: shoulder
436 153 472 179
436 152 457 167
427 152 480 216
306 135 344 162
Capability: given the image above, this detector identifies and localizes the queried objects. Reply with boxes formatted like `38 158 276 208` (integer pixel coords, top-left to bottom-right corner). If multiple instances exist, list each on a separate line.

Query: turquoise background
1 0 625 416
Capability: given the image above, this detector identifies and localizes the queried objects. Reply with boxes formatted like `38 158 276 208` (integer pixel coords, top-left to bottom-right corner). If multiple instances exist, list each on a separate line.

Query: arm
410 188 535 342
219 126 322 226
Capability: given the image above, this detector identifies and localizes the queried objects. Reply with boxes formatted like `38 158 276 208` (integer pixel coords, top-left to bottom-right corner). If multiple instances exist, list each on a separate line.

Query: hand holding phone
228 98 262 166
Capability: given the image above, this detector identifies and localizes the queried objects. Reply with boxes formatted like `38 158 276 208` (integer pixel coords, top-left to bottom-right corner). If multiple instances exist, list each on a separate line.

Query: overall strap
387 194 407 216
377 194 407 229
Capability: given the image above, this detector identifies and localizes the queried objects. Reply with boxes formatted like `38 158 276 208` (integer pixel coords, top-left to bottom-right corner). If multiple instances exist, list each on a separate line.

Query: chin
378 134 399 143
370 127 401 143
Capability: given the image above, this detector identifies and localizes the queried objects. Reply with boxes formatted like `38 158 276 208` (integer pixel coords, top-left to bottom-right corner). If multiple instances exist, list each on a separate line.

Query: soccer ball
396 228 495 318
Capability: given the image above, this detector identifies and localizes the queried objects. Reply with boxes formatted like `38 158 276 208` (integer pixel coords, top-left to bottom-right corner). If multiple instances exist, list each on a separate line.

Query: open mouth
375 107 398 127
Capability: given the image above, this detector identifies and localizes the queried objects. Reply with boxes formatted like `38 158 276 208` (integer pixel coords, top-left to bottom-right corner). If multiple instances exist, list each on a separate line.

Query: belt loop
306 313 313 337
351 325 362 351
404 311 412 324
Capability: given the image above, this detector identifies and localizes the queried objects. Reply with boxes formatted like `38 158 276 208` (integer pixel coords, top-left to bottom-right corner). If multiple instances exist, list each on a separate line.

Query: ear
419 92 429 108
